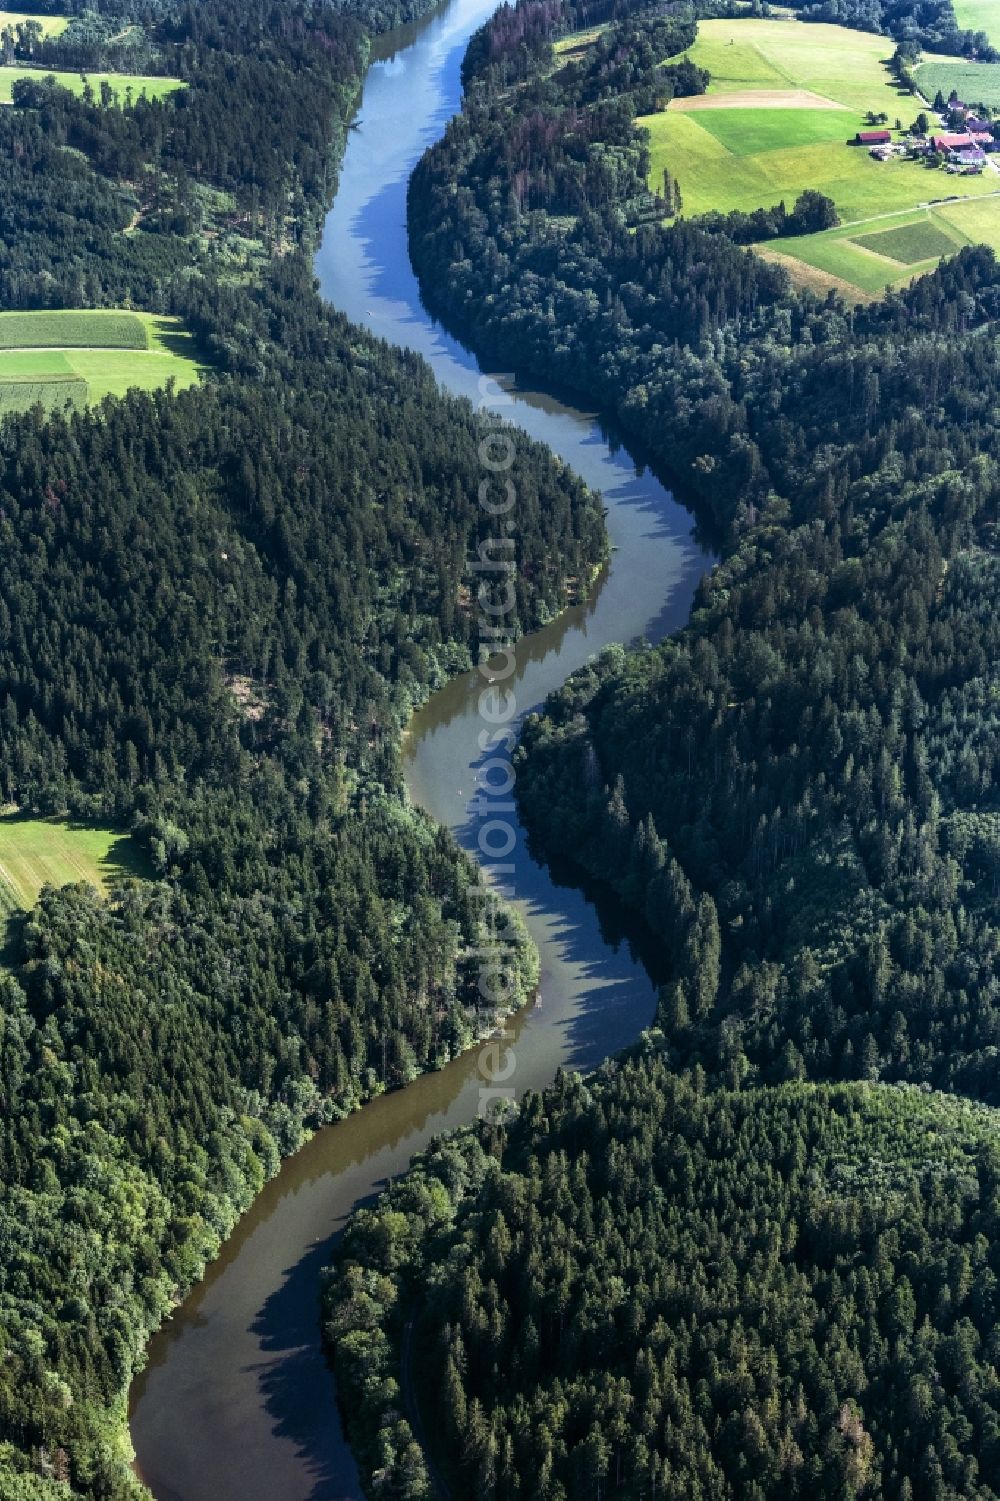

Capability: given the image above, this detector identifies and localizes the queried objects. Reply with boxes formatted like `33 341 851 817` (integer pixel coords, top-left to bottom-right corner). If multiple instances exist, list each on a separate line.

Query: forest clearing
0 810 145 918
0 309 205 413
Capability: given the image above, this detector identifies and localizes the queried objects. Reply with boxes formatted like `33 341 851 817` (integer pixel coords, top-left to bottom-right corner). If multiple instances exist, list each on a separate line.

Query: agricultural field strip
852 221 963 262
0 311 206 412
0 66 184 105
831 189 1000 232
0 309 150 348
673 88 848 110
850 240 919 266
0 345 180 354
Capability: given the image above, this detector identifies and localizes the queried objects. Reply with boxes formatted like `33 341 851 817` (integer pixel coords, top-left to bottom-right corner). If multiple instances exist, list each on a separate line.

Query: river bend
129 3 710 1496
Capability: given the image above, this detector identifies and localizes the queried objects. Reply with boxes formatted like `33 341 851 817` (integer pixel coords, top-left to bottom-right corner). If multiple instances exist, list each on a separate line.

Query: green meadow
692 107 855 155
765 199 999 295
0 309 206 415
637 17 999 293
0 810 147 920
0 10 67 36
665 17 905 111
934 193 1000 250
0 65 184 104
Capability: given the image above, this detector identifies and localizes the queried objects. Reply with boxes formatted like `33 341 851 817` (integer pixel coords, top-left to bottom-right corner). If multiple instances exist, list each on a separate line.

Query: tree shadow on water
248 1187 390 1501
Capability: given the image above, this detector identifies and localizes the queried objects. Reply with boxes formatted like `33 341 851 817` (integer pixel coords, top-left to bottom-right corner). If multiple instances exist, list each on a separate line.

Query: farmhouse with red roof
931 132 974 152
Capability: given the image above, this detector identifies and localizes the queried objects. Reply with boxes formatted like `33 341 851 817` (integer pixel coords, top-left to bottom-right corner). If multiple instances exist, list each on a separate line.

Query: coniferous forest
330 1067 1000 1499
0 0 606 1495
326 0 1000 1497
3 0 1000 1494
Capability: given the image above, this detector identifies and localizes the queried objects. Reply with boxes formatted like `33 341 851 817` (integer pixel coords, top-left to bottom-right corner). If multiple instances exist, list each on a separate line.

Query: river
128 1 711 1497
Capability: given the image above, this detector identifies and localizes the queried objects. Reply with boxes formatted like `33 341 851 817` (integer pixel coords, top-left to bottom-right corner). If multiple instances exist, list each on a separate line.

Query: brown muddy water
129 2 712 1496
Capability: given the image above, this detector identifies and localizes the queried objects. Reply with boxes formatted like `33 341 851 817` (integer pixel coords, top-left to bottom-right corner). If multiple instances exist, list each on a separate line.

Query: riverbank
128 0 712 1497
0 2 612 1497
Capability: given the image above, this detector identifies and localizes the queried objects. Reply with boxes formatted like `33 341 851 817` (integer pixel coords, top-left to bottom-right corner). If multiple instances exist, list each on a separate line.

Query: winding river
128 2 711 1497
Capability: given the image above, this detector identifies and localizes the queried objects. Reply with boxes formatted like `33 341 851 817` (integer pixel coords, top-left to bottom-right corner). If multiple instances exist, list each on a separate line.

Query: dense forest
413 0 1000 1099
328 1063 1000 1500
3 0 1000 1492
0 0 607 1497
327 0 1000 1496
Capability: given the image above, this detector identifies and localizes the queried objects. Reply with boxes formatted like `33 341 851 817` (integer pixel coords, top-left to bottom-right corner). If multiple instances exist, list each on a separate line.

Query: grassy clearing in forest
0 309 206 414
0 10 67 35
0 811 148 919
553 24 607 60
0 65 183 103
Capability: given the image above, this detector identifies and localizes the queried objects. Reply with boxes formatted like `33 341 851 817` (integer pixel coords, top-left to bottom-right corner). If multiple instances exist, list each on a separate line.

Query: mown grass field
0 309 206 415
693 106 855 154
934 193 1000 248
852 219 960 262
0 10 68 36
663 17 905 111
0 66 184 104
0 811 147 920
765 199 999 295
914 59 1000 109
0 309 149 349
636 17 1000 292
